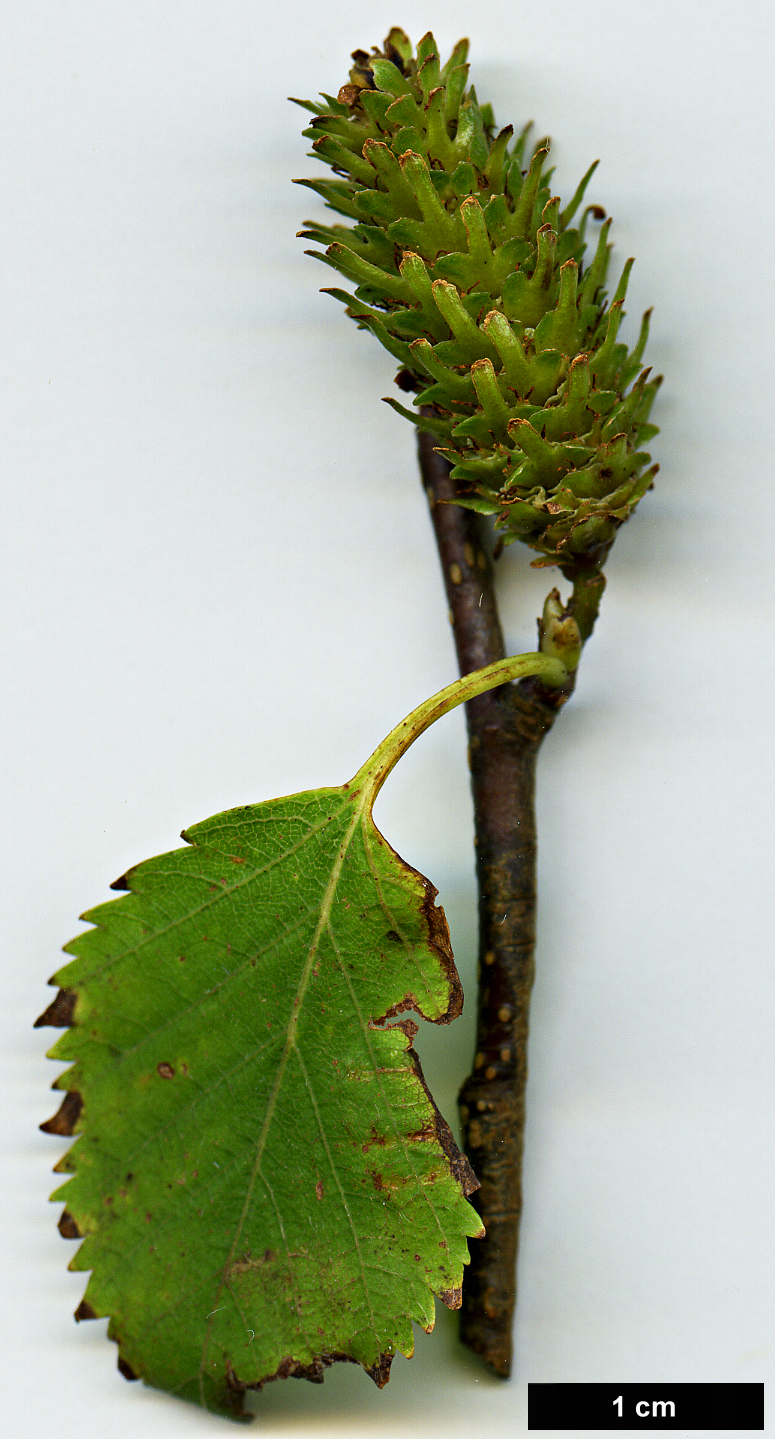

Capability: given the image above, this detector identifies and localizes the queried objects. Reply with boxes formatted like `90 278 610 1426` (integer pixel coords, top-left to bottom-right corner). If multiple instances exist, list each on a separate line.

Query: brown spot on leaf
393 1015 418 1043
374 996 415 1026
117 1356 139 1381
407 1125 435 1142
360 1124 387 1153
315 1180 324 1202
74 1299 97 1322
40 1090 82 1136
289 1360 325 1384
438 1285 463 1310
157 1062 175 1079
212 1365 248 1416
110 872 130 891
227 1246 279 1279
238 1351 358 1396
372 842 461 1023
420 883 462 1022
365 1352 394 1389
34 988 76 1028
58 1210 81 1239
407 1045 480 1197
384 930 401 943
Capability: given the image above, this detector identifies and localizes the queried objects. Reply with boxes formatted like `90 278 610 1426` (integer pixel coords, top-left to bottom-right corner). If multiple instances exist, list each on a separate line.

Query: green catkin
295 27 659 571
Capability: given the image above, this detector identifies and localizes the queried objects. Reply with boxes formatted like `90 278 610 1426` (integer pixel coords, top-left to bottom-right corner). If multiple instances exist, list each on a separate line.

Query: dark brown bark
417 431 570 1377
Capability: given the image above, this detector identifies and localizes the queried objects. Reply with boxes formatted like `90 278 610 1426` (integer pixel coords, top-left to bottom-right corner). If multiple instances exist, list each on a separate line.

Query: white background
3 2 773 1436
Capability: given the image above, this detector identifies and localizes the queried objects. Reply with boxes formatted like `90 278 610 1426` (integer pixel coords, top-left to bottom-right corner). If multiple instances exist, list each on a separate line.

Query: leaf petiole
355 652 569 806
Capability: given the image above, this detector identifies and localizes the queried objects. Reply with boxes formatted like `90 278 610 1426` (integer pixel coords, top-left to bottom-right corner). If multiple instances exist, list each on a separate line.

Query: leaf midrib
196 784 368 1401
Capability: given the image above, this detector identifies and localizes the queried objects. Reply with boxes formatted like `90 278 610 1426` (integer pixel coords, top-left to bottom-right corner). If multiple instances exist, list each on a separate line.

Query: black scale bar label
528 1382 764 1430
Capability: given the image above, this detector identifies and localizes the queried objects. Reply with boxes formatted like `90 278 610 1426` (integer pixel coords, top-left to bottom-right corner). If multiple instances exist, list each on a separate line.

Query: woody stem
417 430 573 1376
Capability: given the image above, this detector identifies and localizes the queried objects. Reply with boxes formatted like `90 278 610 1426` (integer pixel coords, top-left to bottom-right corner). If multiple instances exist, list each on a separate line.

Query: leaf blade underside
44 782 482 1417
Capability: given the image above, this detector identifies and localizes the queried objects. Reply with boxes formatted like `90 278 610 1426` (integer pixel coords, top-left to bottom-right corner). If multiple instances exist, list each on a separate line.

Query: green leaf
40 655 568 1419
